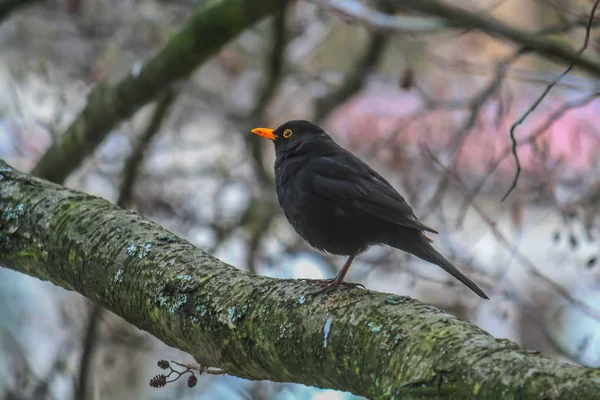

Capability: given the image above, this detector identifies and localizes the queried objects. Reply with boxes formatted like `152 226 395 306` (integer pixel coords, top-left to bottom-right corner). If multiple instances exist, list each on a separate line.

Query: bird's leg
307 252 365 294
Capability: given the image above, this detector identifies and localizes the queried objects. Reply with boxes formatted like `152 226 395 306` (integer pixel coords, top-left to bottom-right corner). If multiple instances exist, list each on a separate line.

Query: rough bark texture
1 160 599 399
31 0 283 183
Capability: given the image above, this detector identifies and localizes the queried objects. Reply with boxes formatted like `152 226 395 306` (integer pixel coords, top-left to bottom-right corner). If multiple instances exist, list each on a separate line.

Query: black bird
251 120 488 299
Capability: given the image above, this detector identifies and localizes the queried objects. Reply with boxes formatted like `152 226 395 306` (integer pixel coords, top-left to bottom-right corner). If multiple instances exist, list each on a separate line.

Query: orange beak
251 127 278 141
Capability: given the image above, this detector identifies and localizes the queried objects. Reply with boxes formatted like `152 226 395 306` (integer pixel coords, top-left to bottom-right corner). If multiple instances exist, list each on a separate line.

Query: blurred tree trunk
1 159 600 399
0 0 39 21
31 0 283 184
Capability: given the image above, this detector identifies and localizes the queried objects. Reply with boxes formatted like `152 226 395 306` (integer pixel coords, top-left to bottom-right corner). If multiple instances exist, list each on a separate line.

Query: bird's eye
283 129 292 138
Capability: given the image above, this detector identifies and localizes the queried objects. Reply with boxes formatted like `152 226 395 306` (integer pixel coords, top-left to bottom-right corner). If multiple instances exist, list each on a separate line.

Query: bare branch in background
502 0 600 201
426 148 600 324
534 18 600 36
322 0 449 33
425 54 599 92
117 90 177 209
224 1 291 275
31 0 285 184
0 0 40 22
242 0 291 187
244 206 276 274
75 303 103 400
425 49 526 210
456 89 600 227
375 0 600 75
31 343 73 398
313 3 393 122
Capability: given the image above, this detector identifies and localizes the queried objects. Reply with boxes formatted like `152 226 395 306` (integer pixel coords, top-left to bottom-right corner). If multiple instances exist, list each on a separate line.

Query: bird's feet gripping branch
304 253 365 295
307 278 365 295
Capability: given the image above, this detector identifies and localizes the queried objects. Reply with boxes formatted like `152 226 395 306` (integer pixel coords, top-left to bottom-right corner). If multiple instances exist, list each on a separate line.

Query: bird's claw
304 278 365 295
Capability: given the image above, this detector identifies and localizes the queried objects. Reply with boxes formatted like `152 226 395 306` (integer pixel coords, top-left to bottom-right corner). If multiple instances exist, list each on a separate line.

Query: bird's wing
308 155 438 234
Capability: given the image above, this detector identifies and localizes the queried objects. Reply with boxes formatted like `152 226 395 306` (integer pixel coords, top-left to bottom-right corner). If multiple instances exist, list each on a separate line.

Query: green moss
424 328 450 347
149 306 161 322
17 249 39 263
15 243 49 265
68 248 77 264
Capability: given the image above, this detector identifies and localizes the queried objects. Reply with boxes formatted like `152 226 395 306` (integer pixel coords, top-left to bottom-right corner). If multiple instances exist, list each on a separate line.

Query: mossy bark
1 160 599 399
31 0 283 183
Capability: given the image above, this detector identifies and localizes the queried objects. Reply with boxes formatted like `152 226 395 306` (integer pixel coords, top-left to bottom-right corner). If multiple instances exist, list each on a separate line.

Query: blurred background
1 0 600 398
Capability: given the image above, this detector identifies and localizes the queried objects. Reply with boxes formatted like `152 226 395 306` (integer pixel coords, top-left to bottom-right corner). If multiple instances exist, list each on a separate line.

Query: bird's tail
390 235 489 299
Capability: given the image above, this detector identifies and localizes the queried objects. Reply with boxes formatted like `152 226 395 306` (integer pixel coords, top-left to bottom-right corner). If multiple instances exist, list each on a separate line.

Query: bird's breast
276 180 379 255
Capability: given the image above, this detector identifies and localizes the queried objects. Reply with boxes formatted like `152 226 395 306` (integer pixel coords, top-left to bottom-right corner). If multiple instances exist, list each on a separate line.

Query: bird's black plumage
252 120 488 299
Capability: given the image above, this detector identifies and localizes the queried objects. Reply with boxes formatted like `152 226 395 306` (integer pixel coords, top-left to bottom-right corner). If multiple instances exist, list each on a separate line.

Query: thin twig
381 0 600 76
75 303 103 400
426 147 600 323
242 1 290 186
455 90 600 227
171 360 224 375
501 0 600 201
425 49 526 210
117 90 176 208
226 3 290 272
245 207 277 274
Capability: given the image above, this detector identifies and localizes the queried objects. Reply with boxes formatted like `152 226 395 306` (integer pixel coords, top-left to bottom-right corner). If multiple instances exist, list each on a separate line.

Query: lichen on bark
1 159 600 399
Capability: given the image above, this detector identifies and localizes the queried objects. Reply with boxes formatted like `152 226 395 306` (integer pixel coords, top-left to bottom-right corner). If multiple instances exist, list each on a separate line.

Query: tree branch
383 0 600 76
75 302 103 400
501 0 600 201
314 3 393 123
1 159 600 398
322 0 449 33
240 1 290 187
31 0 284 184
0 0 40 22
117 89 177 209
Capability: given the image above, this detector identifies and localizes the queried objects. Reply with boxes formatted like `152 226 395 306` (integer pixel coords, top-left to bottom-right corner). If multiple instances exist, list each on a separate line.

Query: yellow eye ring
283 129 293 138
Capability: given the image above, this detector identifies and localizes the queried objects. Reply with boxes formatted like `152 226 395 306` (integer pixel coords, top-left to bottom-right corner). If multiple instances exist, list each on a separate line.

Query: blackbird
251 120 488 299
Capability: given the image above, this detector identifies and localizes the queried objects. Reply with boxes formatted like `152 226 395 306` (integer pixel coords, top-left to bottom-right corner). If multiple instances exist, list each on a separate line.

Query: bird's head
251 120 329 155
